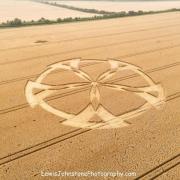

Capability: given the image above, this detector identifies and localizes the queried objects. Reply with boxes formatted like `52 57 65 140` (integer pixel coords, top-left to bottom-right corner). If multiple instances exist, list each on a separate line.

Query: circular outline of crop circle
25 58 165 129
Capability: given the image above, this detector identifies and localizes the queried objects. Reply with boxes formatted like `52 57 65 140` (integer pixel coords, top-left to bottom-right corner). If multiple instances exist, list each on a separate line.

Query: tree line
0 8 179 28
40 1 115 14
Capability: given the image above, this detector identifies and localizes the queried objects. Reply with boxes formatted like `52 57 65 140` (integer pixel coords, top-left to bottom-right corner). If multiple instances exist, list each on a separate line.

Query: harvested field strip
49 0 180 12
0 0 98 23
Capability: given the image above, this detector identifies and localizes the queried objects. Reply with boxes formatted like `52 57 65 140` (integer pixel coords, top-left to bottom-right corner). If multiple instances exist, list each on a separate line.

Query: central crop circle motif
25 58 165 129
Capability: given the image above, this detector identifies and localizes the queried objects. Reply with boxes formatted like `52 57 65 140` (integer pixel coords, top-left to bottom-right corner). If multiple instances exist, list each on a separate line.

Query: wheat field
0 12 180 179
